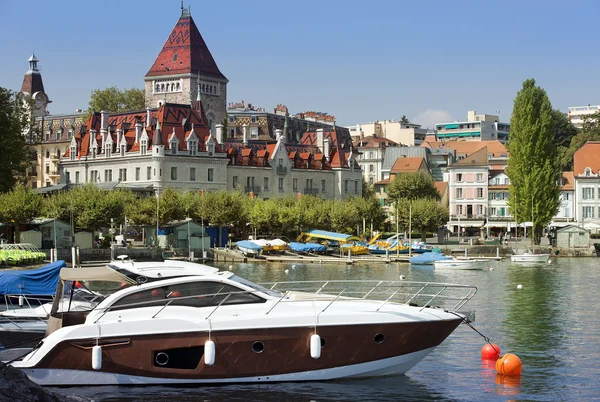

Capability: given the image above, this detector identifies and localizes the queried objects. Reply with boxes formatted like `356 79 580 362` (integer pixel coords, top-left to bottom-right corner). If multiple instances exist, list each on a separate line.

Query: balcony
48 171 60 177
450 214 485 220
303 188 319 195
50 155 59 162
276 166 287 175
29 171 38 177
244 186 261 194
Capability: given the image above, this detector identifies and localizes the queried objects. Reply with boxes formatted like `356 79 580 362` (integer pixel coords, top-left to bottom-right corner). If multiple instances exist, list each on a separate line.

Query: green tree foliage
361 177 375 199
0 88 30 193
0 186 42 242
551 109 577 149
85 87 145 120
558 111 600 171
387 172 440 204
125 196 156 227
506 79 561 244
394 199 448 241
158 187 184 225
400 115 410 124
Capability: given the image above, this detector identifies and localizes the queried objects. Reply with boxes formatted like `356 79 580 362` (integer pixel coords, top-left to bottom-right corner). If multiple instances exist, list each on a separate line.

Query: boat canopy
0 260 66 295
236 240 263 251
301 230 361 242
59 266 137 285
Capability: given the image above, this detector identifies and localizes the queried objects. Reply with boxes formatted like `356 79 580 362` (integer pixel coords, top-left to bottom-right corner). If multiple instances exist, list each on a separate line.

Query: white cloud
412 109 455 129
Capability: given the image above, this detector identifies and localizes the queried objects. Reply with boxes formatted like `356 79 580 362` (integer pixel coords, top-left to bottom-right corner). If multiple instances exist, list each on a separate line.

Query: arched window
585 168 592 177
209 86 213 94
155 84 160 93
202 84 205 92
56 149 61 159
171 83 174 92
161 84 165 92
176 83 180 91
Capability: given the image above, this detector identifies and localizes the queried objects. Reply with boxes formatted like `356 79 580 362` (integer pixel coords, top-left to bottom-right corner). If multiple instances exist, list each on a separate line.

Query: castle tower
19 53 51 120
144 7 227 132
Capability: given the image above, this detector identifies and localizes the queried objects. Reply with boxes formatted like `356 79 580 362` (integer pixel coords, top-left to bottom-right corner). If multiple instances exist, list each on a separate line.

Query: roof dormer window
208 143 214 156
585 167 592 177
171 140 178 155
141 139 148 155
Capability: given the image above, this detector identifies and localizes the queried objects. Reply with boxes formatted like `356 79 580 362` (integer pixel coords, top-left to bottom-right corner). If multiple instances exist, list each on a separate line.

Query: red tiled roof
451 147 488 167
434 181 448 196
421 140 507 158
390 157 426 173
146 13 226 80
353 135 398 149
574 142 600 176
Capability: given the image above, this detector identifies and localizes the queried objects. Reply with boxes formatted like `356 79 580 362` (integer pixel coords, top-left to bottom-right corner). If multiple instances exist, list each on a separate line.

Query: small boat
510 250 551 264
409 252 451 265
433 259 488 270
6 267 477 386
289 242 327 254
236 240 263 257
340 241 370 256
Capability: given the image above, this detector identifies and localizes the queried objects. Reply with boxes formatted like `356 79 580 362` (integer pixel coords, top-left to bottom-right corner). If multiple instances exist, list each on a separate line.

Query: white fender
18 295 24 307
310 334 321 359
205 340 215 366
92 345 102 370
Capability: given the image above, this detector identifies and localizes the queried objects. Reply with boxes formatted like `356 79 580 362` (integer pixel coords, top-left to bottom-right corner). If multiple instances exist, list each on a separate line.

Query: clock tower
19 53 51 119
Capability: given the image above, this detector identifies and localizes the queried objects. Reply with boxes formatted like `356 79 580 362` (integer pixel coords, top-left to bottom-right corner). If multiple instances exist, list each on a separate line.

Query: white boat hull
433 259 487 270
19 347 436 386
510 254 550 264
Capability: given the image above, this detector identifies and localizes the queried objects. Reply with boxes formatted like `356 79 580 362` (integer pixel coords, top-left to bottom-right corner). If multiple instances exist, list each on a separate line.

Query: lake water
52 257 600 401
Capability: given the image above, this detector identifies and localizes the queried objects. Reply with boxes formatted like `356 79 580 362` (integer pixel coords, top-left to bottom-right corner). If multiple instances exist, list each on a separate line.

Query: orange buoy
74 281 82 289
481 344 501 360
496 353 522 375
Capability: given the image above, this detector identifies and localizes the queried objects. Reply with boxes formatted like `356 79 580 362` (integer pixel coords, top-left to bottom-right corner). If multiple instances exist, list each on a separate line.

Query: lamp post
201 217 205 260
155 188 160 247
186 216 192 261
395 201 399 258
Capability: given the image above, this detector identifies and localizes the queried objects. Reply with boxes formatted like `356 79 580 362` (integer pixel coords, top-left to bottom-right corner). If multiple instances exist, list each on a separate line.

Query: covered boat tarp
302 230 361 243
289 242 327 253
0 260 66 295
236 240 263 251
409 252 451 265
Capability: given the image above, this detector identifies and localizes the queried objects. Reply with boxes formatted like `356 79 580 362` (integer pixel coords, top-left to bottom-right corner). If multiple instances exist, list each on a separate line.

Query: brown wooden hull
33 318 462 380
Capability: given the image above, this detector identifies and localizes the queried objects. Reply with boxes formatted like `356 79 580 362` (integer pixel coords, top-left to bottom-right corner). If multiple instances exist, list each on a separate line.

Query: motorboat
6 266 477 386
236 240 263 257
510 250 551 264
433 258 488 270
409 252 451 265
289 242 327 254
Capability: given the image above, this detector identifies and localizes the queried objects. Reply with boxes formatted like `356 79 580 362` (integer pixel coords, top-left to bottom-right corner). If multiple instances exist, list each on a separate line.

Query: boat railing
89 281 476 323
260 280 477 313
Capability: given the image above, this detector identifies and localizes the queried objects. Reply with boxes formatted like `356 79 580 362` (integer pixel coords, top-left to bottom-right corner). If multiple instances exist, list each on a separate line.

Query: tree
0 186 42 242
400 115 410 124
394 199 448 242
85 87 145 120
551 109 577 149
361 176 375 199
0 88 30 193
387 172 440 204
506 79 561 245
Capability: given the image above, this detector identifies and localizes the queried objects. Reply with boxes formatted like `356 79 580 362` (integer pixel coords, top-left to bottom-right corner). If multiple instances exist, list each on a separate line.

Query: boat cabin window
110 281 266 311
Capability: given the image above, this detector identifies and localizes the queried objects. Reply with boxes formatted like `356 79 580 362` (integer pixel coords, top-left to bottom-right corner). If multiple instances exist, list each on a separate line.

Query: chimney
275 129 282 141
324 138 330 162
146 107 151 124
215 123 223 144
116 129 122 147
242 124 248 146
316 128 324 153
100 110 109 131
135 118 143 144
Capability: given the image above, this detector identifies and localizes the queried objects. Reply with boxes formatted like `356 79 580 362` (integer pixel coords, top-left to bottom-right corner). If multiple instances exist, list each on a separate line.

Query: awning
59 267 136 284
302 229 361 242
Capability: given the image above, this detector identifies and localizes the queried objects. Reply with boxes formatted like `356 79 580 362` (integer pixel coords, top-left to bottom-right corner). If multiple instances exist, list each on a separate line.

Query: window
477 173 483 182
119 168 127 182
105 144 112 158
65 172 70 183
70 146 76 160
208 168 214 182
250 127 259 139
207 143 214 156
264 177 269 190
477 188 484 198
110 281 266 311
489 192 496 200
585 168 592 177
251 116 257 123
135 167 140 181
278 158 283 166
355 180 359 194
90 170 98 183
456 173 463 182
45 150 50 159
344 180 349 193
171 142 177 155
477 205 483 215
369 164 374 172
368 152 373 159
75 171 80 184
105 169 112 182
504 178 509 185
171 167 178 180
583 187 595 200
141 139 148 155
45 164 50 174
490 207 497 216
147 167 152 180
120 144 126 155
232 176 238 188
278 178 284 190
583 206 595 218
457 205 463 215
321 179 326 192
456 188 463 199
229 128 235 138
564 193 569 201
293 178 298 191
190 167 196 181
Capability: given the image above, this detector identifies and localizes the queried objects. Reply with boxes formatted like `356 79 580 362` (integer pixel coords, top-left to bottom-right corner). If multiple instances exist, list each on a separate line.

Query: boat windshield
228 275 282 297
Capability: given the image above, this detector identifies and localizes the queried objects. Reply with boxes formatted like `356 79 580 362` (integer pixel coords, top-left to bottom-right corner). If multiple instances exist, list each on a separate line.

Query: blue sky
1 0 598 128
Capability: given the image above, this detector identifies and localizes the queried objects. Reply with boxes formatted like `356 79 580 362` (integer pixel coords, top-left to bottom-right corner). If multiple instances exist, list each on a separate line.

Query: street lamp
155 188 160 247
186 216 192 261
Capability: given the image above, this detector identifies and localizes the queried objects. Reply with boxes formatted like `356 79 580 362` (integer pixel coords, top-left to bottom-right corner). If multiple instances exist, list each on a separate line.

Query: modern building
567 105 600 129
349 120 428 146
446 147 490 235
352 135 399 185
435 111 510 143
144 7 228 131
226 102 351 145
